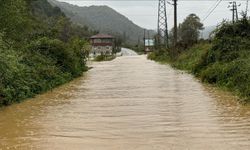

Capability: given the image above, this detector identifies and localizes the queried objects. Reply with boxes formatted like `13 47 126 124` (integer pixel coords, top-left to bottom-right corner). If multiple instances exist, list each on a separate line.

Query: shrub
207 17 250 64
94 55 116 62
197 18 250 101
173 44 211 73
147 49 171 62
26 37 88 77
0 35 89 106
200 59 250 99
0 35 70 105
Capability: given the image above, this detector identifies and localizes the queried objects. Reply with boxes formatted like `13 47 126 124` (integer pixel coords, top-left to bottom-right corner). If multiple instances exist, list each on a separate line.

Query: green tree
170 14 204 49
0 0 31 41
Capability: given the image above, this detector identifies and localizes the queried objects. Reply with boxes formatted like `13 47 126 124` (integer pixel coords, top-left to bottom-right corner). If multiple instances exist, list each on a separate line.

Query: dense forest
0 0 96 106
149 14 250 102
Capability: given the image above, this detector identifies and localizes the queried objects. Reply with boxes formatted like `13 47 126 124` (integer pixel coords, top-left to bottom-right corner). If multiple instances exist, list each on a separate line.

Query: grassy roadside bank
148 18 250 103
93 55 116 62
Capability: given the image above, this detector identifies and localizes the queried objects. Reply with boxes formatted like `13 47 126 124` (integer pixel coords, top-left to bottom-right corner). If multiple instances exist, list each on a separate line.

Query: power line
202 0 222 22
203 0 220 18
122 10 228 16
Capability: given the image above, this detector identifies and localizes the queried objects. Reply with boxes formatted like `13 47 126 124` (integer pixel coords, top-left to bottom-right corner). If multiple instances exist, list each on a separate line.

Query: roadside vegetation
93 55 116 62
0 0 94 106
148 14 250 102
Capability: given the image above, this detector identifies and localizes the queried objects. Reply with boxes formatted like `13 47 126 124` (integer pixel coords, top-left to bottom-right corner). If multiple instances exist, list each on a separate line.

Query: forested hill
48 0 155 44
29 0 96 41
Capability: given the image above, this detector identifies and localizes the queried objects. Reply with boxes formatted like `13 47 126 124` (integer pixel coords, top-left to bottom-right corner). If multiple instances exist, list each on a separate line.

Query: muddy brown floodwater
0 55 250 150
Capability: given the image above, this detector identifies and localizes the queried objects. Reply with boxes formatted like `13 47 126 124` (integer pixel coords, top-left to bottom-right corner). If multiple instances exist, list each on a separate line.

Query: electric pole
246 0 249 16
229 1 235 23
229 1 240 23
236 2 239 20
137 36 140 51
233 2 235 23
173 0 177 49
157 0 169 48
143 29 146 52
147 30 150 47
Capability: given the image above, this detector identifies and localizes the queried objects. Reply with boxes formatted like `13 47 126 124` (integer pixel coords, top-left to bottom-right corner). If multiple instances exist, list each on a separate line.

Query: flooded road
120 48 138 56
0 55 250 150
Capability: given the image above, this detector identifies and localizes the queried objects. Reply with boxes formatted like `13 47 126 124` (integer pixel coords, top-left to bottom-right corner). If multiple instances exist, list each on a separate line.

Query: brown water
0 55 250 150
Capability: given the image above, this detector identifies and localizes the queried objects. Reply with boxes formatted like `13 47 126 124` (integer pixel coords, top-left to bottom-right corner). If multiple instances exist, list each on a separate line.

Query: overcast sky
57 0 249 30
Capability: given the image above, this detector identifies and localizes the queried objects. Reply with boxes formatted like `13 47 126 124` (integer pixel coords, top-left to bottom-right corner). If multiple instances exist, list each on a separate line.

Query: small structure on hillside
90 34 114 56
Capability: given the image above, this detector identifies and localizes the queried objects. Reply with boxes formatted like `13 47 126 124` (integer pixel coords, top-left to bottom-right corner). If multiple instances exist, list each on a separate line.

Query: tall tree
170 14 203 49
179 14 203 48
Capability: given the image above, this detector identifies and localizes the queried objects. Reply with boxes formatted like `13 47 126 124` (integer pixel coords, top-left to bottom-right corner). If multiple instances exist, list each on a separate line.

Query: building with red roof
90 34 114 56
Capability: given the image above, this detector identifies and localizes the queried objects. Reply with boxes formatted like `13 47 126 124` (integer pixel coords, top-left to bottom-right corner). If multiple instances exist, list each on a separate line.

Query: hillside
48 0 155 44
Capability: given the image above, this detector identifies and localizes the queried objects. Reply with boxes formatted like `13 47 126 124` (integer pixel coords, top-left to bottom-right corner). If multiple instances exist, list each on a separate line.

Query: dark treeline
149 14 250 102
0 0 96 106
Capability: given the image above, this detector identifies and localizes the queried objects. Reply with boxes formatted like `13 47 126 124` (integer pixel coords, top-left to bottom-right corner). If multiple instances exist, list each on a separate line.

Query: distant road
118 47 138 56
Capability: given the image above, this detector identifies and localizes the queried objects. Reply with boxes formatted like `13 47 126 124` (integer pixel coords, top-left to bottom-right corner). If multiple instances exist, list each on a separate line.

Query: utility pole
173 0 177 49
233 2 235 23
143 29 146 52
157 0 169 48
229 1 235 23
235 2 239 20
229 1 240 23
246 0 249 16
147 30 150 47
137 36 140 51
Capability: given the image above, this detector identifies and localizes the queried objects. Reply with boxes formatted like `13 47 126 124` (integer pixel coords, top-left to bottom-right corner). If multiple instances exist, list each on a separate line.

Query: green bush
200 17 250 101
0 34 89 106
147 49 171 63
94 55 116 62
207 17 250 64
173 44 211 74
0 0 92 107
0 35 27 105
0 36 64 105
28 37 89 75
200 59 250 100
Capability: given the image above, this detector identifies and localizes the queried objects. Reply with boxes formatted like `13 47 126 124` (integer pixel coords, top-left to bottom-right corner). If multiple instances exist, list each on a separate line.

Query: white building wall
91 46 113 56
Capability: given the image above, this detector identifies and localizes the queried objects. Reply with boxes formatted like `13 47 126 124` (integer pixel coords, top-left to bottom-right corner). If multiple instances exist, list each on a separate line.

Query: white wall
91 46 113 56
